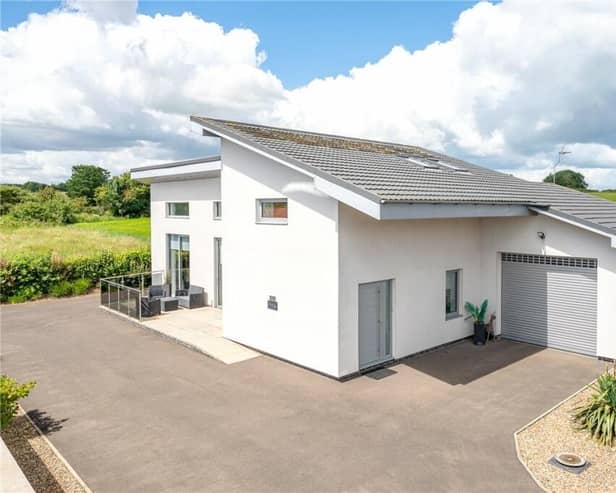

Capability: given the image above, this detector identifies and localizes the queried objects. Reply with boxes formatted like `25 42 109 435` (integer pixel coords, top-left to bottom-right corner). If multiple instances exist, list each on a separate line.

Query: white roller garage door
501 253 597 356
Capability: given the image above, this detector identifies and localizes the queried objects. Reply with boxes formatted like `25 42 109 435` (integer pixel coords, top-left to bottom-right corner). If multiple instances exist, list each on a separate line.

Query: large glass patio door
168 234 190 295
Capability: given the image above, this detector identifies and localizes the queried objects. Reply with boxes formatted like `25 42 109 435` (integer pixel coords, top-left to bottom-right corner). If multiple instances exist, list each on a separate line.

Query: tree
22 181 48 192
543 169 588 190
66 165 110 204
95 173 150 217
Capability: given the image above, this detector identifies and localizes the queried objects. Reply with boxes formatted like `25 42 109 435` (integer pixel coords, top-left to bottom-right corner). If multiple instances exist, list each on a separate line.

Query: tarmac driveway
1 294 603 492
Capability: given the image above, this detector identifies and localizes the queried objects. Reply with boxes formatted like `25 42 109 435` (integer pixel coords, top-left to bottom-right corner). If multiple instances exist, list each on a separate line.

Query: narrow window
256 198 288 224
445 269 461 318
167 202 189 217
213 201 222 220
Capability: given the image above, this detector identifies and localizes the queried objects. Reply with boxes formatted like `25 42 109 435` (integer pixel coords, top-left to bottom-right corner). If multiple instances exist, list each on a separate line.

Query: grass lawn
590 191 616 202
0 218 150 260
71 217 150 241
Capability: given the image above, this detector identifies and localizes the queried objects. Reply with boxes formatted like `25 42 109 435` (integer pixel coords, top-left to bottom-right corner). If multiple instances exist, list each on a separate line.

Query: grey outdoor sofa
176 285 207 309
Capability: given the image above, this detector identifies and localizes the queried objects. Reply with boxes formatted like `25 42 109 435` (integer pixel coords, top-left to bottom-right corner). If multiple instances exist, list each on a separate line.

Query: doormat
364 368 397 380
548 456 591 474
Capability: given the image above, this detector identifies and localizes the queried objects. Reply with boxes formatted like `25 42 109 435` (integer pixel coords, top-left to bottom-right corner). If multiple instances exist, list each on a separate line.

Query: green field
590 191 616 202
0 217 150 260
71 217 150 241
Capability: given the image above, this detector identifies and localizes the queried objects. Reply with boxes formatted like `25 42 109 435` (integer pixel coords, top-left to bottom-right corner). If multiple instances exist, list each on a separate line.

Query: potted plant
465 299 488 345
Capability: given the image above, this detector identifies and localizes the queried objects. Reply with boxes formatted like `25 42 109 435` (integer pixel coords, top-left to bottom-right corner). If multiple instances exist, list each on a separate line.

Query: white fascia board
131 160 221 183
529 206 616 249
380 203 531 220
313 177 382 219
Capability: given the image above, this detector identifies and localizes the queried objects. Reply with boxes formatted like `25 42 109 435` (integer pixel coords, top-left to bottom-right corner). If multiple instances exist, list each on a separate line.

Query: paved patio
139 306 260 364
1 294 604 492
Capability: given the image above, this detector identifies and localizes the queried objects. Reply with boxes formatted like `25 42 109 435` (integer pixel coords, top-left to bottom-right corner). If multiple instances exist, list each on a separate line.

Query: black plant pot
473 322 486 345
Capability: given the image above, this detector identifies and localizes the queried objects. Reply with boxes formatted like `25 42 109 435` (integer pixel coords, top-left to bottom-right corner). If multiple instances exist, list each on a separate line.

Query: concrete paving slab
139 306 260 364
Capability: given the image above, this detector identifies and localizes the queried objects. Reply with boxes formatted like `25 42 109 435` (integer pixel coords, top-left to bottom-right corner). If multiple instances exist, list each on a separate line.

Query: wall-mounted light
537 231 546 240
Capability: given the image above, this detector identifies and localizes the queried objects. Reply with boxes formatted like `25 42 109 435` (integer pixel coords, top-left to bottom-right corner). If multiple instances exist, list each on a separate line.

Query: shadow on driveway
27 409 69 435
403 339 545 385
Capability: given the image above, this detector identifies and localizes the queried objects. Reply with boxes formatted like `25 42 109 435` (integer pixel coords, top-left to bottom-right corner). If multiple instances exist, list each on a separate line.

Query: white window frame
445 269 462 320
213 201 222 220
256 198 288 225
166 202 189 218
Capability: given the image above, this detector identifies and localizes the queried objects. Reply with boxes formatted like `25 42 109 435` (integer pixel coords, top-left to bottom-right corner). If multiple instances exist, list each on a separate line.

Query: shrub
0 185 31 215
0 249 150 302
7 286 43 303
573 364 616 446
71 278 92 295
0 375 36 430
49 280 74 297
10 188 79 225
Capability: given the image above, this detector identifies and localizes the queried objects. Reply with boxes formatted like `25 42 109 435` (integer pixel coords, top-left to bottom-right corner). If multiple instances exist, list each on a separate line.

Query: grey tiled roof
191 116 616 235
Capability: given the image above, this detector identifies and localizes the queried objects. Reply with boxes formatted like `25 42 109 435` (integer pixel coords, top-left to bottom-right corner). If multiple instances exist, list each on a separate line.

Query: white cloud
1 0 616 189
270 0 616 188
1 4 284 181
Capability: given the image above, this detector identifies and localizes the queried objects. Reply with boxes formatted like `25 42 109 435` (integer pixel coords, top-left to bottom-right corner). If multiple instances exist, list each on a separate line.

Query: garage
501 252 597 356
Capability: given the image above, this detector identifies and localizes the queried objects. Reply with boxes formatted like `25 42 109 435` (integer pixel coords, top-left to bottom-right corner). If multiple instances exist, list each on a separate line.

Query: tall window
445 269 461 318
168 234 190 295
213 201 222 220
256 198 288 224
167 202 189 217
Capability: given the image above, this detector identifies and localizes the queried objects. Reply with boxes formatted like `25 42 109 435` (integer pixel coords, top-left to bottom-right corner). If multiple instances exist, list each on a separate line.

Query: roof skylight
406 156 440 169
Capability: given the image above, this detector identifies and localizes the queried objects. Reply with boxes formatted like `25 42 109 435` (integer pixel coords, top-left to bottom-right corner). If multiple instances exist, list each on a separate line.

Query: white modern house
132 117 616 379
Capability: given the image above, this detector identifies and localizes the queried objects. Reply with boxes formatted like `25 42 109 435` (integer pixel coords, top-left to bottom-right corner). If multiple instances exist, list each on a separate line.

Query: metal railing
100 271 164 321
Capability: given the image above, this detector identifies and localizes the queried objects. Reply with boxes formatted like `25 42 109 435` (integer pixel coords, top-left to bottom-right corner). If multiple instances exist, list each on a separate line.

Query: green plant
464 299 488 324
49 280 74 297
0 375 36 430
573 364 616 446
71 278 92 295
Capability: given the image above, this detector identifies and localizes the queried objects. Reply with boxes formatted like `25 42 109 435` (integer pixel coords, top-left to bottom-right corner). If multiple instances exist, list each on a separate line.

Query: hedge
0 249 151 303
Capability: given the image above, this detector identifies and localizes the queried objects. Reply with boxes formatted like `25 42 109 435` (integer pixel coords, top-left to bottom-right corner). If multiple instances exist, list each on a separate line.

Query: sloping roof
190 116 616 235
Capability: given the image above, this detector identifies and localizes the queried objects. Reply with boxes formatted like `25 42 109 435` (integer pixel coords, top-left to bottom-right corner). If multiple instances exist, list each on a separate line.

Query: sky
2 0 616 188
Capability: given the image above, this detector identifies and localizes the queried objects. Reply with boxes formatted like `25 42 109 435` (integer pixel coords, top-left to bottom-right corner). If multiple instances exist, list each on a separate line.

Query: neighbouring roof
190 117 616 236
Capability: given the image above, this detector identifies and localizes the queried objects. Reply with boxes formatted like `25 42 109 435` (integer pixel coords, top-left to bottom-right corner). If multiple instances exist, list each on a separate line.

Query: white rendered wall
220 141 341 376
480 215 616 359
338 205 482 376
150 178 221 302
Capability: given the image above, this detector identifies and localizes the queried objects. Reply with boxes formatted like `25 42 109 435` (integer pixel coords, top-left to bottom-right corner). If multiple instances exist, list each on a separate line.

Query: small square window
167 202 189 217
256 198 288 224
213 201 222 220
445 269 461 318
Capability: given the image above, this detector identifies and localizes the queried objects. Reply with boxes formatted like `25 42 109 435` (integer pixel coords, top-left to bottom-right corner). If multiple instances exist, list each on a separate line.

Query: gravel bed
0 412 87 493
516 385 616 493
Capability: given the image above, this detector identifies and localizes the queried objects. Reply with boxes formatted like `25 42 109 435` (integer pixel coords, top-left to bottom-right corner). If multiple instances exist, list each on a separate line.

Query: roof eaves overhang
529 206 616 248
379 202 534 220
131 158 222 184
